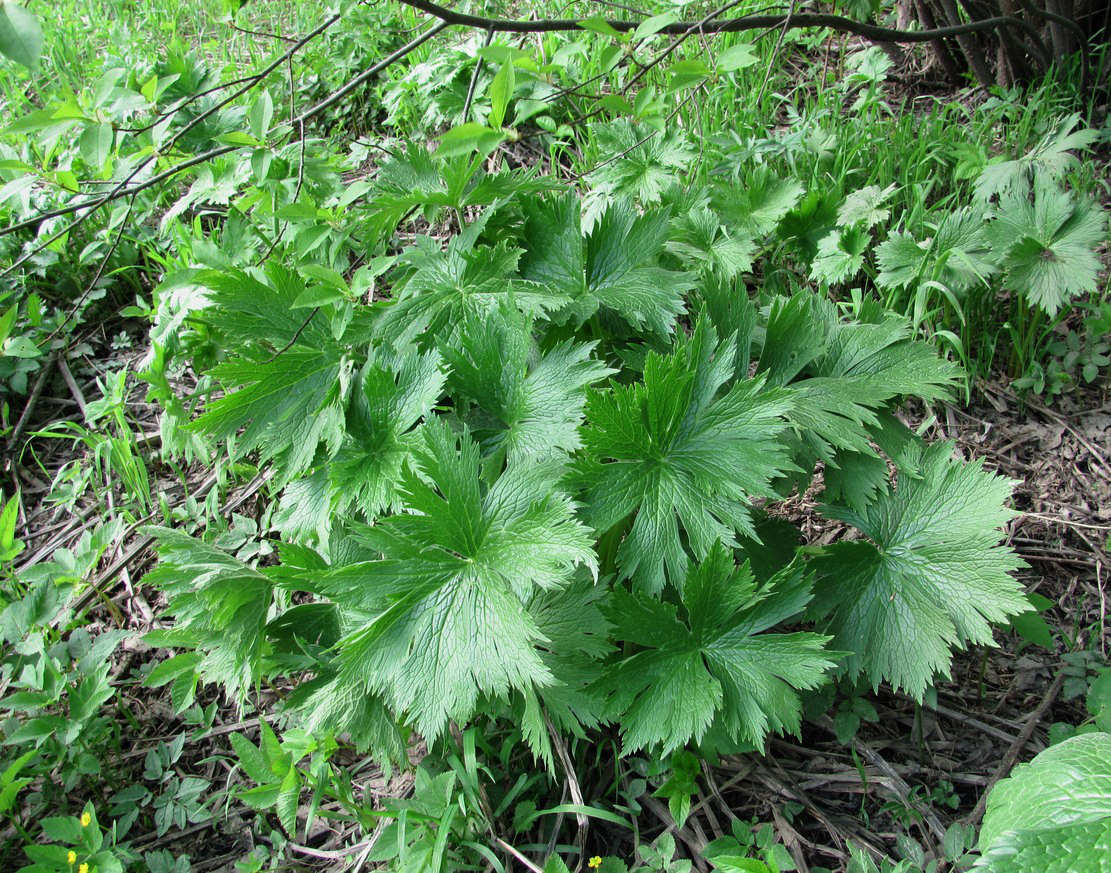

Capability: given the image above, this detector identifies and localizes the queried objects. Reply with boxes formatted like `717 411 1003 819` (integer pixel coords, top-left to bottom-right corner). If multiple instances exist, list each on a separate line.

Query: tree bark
914 0 966 83
937 0 996 88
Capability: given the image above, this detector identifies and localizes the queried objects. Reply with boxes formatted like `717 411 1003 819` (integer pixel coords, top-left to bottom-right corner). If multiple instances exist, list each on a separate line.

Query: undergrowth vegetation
0 0 1109 871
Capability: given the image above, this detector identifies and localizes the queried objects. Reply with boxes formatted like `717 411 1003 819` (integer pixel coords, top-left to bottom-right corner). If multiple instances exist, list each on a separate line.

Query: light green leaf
596 543 834 754
435 122 506 159
577 16 626 40
247 91 273 140
976 734 1111 872
79 122 113 170
0 3 42 70
717 44 758 72
488 61 515 129
519 193 691 337
987 177 1107 316
711 167 804 237
633 12 678 41
444 301 612 463
668 59 711 92
291 286 346 309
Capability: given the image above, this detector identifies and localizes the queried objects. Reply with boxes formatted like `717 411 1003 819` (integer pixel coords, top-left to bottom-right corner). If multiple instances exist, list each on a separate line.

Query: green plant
108 734 213 838
1050 661 1111 744
975 733 1111 872
20 803 131 873
4 3 1107 870
226 722 334 841
130 145 1035 870
704 820 797 872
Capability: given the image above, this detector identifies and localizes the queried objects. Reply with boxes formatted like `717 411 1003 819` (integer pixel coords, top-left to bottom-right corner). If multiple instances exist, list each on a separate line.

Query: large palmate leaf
758 295 959 462
189 265 355 479
809 441 1027 697
809 226 868 286
144 529 275 703
269 347 450 546
317 421 597 739
379 237 566 346
519 193 692 337
837 184 895 229
710 166 804 237
444 302 612 462
666 203 757 280
359 143 557 240
577 317 793 594
330 348 447 518
875 208 998 294
585 119 696 209
975 113 1100 202
594 544 835 753
987 177 1107 315
976 733 1111 873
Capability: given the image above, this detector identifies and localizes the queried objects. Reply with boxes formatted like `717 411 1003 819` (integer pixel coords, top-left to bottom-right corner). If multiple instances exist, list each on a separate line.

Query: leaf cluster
143 169 1027 767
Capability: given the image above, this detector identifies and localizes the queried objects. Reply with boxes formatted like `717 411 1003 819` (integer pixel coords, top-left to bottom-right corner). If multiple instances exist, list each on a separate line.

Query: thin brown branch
397 0 1045 45
46 196 137 341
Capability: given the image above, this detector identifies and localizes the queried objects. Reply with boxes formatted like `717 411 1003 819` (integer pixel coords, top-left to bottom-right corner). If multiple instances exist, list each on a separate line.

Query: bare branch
396 0 1045 45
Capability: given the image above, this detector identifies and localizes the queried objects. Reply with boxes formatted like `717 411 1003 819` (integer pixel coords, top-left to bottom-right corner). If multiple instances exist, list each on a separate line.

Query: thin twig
46 196 136 342
462 29 496 123
1020 512 1111 532
56 355 87 414
815 715 947 844
5 353 56 463
544 710 589 863
756 0 797 105
262 308 318 363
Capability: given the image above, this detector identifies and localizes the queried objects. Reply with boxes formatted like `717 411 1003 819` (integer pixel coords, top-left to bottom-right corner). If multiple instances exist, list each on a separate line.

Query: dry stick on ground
965 668 1067 827
748 763 863 864
495 837 545 873
814 715 947 845
56 355 88 414
640 793 710 871
5 353 57 458
544 711 590 863
56 469 271 624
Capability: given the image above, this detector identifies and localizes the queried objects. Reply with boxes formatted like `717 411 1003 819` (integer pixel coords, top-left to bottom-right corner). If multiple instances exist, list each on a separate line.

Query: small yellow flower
588 858 602 869
67 851 76 865
80 811 91 827
78 865 89 873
